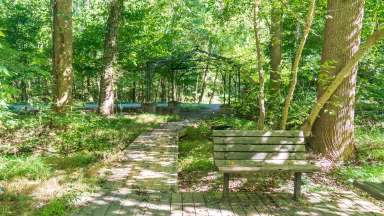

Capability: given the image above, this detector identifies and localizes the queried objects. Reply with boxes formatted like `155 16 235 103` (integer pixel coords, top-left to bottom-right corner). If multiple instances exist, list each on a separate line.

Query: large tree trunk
311 0 364 160
270 0 282 94
52 0 73 112
303 27 384 136
98 0 123 115
253 0 265 130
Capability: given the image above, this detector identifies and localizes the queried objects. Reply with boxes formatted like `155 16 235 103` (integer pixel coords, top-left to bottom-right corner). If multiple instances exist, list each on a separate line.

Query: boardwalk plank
203 192 224 216
227 193 247 216
171 192 183 216
234 193 260 216
193 192 210 216
182 192 196 216
245 193 274 216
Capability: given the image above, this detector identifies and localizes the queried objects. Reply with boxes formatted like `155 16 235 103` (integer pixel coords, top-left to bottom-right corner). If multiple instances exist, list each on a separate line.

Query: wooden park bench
213 130 320 200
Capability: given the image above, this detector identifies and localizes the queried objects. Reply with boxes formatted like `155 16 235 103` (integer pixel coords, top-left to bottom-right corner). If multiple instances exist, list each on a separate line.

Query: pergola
143 48 242 105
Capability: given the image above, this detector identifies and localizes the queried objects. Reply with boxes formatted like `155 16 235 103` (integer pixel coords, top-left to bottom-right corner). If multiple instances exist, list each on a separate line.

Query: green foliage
334 126 384 184
207 116 257 129
45 153 98 170
0 112 167 155
39 193 76 216
178 123 214 172
0 156 52 180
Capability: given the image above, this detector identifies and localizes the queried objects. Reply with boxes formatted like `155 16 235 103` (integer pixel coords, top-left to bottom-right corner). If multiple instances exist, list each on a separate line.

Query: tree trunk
198 63 209 103
209 72 218 104
98 0 123 115
303 27 384 136
52 0 73 112
310 0 364 160
171 71 176 101
132 81 136 102
281 0 316 129
160 78 166 102
253 0 265 130
270 0 282 94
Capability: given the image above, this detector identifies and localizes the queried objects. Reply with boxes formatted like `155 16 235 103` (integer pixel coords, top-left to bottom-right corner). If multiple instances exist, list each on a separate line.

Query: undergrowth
0 111 175 215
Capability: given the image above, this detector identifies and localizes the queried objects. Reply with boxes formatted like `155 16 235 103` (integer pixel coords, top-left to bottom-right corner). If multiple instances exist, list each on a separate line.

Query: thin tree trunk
228 73 232 105
198 63 209 103
52 0 73 112
309 0 365 160
303 26 384 136
171 70 176 101
253 0 265 130
222 72 226 104
281 0 316 129
160 78 166 102
270 0 282 94
132 81 136 102
98 0 123 115
194 71 200 103
209 72 218 104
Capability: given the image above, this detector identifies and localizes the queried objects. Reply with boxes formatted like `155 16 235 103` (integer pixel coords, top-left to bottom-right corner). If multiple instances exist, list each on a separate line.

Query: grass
334 126 384 183
0 111 176 215
177 116 257 173
0 156 52 180
178 122 215 173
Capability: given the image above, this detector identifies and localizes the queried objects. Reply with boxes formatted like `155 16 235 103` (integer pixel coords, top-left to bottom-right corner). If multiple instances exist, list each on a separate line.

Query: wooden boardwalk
72 121 383 215
355 181 384 201
73 191 383 215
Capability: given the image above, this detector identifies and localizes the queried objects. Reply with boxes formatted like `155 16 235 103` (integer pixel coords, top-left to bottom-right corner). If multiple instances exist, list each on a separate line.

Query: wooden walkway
355 181 384 200
72 121 383 215
73 191 383 215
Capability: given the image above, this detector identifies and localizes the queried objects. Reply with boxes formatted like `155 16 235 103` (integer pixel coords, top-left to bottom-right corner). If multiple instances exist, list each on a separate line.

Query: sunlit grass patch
45 153 98 170
178 139 215 172
334 126 384 184
207 116 257 129
38 193 76 216
336 164 384 183
178 123 215 173
0 156 52 181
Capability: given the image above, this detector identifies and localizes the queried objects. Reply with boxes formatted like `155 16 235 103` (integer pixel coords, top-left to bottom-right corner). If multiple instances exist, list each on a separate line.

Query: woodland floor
0 108 383 215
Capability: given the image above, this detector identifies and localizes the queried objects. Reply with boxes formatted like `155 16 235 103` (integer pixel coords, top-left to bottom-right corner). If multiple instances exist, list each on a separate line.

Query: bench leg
294 172 302 200
223 173 230 198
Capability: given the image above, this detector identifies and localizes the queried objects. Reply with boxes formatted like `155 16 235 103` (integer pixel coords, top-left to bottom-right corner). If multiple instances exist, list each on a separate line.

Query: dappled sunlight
73 191 384 215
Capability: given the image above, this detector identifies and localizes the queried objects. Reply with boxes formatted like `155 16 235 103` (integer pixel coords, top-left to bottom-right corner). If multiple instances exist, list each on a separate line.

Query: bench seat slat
215 159 314 167
217 164 320 173
214 152 307 160
213 130 304 137
213 137 304 144
214 144 305 152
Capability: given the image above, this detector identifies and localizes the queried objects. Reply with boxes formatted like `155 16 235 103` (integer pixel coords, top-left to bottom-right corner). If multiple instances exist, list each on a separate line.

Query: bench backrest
212 130 307 167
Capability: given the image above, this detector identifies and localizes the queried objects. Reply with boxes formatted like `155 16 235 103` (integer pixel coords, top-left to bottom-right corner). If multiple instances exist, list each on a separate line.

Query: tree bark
309 0 365 160
270 0 282 93
253 0 265 130
52 0 73 112
198 61 210 103
281 0 316 129
303 26 384 136
98 0 123 115
209 72 218 104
